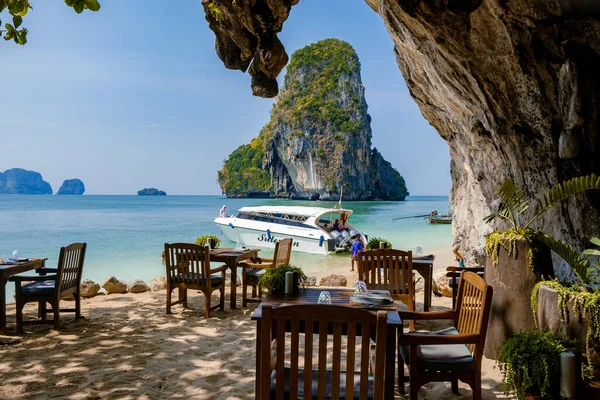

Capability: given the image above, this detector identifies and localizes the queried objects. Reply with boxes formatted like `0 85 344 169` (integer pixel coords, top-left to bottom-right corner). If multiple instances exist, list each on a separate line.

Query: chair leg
409 345 419 399
242 269 248 308
219 286 225 311
53 301 61 330
40 301 47 320
166 288 172 314
205 291 211 318
451 379 459 395
257 284 262 299
16 301 24 334
75 292 82 319
472 369 482 400
180 287 188 308
398 346 405 395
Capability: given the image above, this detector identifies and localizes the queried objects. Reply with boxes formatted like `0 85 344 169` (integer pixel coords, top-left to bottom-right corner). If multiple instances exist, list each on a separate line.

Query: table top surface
0 257 47 274
251 288 402 325
210 248 259 257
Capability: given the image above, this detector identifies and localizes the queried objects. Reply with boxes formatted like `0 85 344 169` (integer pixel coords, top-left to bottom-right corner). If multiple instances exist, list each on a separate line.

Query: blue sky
1 1 450 195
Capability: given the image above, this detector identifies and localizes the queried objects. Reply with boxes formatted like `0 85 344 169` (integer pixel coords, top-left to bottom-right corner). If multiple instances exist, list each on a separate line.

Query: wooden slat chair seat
260 304 387 400
240 238 292 307
397 271 493 399
11 242 87 333
164 242 227 318
446 266 485 309
357 249 415 330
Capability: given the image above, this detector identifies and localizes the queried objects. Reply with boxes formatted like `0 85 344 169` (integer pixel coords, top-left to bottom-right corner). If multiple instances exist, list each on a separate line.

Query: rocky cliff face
203 0 600 273
57 179 85 195
0 168 52 194
218 39 408 200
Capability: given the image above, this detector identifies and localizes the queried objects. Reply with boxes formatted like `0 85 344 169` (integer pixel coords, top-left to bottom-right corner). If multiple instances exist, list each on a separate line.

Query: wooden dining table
251 288 402 400
209 248 259 310
0 257 47 334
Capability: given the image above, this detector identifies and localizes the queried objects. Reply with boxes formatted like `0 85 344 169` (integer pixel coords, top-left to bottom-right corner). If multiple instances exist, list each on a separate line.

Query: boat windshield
236 211 318 229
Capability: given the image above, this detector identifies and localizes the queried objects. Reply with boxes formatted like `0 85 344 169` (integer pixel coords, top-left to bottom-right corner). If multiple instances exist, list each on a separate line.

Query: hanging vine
531 281 600 380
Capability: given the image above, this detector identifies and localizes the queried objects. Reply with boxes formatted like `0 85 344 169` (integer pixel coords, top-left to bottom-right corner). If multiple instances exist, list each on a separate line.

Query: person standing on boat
220 205 229 218
350 233 364 272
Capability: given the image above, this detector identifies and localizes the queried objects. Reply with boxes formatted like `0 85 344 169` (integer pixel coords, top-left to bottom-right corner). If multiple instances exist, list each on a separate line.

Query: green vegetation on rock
274 38 363 135
218 134 272 196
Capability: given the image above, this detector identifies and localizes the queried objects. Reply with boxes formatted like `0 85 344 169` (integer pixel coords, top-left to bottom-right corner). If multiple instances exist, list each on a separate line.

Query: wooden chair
446 266 485 309
11 242 87 333
164 242 227 318
397 271 493 399
357 249 415 329
239 238 292 307
260 304 387 400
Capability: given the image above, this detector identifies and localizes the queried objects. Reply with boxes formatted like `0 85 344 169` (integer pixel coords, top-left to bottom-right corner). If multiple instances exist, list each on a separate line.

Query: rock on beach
80 279 101 297
102 276 127 294
319 274 347 287
149 276 167 291
127 279 150 293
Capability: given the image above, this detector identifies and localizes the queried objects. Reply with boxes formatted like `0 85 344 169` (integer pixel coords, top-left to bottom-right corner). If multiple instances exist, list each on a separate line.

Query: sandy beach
0 249 510 400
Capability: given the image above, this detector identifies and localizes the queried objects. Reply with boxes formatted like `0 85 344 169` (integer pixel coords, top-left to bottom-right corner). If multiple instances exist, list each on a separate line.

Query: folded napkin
1 259 19 265
349 293 393 307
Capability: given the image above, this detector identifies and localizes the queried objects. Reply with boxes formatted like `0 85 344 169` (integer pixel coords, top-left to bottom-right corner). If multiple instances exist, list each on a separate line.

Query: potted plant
366 237 391 250
497 330 575 400
195 234 221 248
483 175 600 358
258 264 307 295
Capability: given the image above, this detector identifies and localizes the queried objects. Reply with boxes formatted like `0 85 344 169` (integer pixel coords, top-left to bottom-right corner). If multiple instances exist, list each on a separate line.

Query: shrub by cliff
218 39 408 201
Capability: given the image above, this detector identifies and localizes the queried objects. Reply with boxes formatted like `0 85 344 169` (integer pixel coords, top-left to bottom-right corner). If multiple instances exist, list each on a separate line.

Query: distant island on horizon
137 188 167 196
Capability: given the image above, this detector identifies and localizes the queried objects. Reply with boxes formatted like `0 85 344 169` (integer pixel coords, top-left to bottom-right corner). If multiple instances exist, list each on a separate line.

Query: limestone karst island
218 39 408 201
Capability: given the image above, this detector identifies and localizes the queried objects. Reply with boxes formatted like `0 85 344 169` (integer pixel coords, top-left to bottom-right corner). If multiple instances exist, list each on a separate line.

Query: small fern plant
484 174 600 284
258 264 307 294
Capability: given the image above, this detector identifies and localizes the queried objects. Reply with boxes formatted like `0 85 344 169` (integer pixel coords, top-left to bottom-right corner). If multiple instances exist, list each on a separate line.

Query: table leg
0 277 6 335
229 261 237 310
385 324 396 400
255 319 262 399
424 264 433 312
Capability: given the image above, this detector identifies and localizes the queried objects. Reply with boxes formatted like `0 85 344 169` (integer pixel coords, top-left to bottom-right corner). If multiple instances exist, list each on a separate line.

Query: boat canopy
237 206 353 222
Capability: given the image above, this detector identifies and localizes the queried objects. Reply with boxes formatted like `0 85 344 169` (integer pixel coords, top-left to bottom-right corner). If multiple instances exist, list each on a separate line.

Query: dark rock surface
137 188 166 196
57 179 85 195
218 39 408 201
203 0 600 270
0 168 52 194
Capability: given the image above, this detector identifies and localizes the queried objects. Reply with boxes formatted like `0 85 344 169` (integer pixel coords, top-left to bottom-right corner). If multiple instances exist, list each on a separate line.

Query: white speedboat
214 206 366 255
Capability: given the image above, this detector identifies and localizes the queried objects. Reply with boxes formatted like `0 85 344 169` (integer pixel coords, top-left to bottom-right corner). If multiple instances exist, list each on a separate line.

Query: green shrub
366 237 391 250
195 235 221 248
497 330 575 400
258 264 307 294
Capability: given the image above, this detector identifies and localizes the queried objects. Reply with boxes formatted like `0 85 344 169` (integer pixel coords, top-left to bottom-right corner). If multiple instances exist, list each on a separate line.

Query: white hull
215 219 332 255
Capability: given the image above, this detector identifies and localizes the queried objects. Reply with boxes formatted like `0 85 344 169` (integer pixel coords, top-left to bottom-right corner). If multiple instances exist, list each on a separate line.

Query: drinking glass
317 291 332 305
354 280 368 297
415 246 423 256
11 250 21 260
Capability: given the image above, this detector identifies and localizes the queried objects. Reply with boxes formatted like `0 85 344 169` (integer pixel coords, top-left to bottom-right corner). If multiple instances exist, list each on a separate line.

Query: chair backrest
453 271 493 359
260 304 387 400
273 238 293 267
55 242 87 296
164 243 212 287
446 266 485 309
357 249 413 300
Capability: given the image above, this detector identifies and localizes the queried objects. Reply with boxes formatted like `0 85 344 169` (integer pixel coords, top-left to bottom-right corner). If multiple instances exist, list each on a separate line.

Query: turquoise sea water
1 195 451 302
